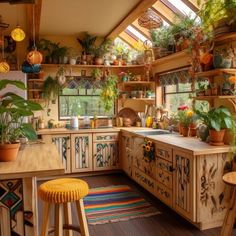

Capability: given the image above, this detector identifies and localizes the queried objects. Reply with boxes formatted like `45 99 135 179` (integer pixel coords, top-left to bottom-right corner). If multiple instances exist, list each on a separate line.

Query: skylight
127 25 148 42
166 0 196 18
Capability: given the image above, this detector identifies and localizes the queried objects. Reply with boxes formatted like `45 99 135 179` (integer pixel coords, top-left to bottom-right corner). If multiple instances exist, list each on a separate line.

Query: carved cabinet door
93 133 119 171
121 133 133 177
71 134 93 172
50 134 71 173
173 150 196 221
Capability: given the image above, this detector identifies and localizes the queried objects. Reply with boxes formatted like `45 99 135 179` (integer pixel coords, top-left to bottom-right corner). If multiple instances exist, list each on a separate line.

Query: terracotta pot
209 129 225 145
182 126 189 137
0 143 20 162
178 123 183 135
95 57 104 65
188 124 197 137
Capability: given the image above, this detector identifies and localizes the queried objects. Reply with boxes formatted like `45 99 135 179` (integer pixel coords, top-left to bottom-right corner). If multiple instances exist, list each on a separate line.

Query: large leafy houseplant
77 32 97 55
0 80 42 161
100 75 118 113
195 106 235 145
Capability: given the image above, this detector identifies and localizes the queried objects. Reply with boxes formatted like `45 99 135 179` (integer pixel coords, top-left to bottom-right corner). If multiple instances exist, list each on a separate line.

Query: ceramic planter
209 129 225 145
213 55 232 68
0 143 20 162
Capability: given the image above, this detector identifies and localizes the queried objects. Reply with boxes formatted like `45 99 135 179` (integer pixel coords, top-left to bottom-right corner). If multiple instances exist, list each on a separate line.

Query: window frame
58 91 116 121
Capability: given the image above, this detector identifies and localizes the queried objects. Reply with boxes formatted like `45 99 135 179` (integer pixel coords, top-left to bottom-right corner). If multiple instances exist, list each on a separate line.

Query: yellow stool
221 172 236 236
38 178 89 236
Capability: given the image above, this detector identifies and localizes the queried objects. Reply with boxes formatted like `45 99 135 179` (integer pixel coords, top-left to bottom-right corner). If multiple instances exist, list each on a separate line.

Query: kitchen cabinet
172 150 195 222
132 136 156 191
155 142 173 207
71 133 93 172
121 133 133 177
93 132 119 171
42 134 71 173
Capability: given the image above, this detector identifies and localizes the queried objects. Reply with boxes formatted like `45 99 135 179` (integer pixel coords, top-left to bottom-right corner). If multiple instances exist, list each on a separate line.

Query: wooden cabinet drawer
155 143 172 162
156 158 173 173
155 181 173 207
133 167 155 194
156 168 172 189
93 132 118 142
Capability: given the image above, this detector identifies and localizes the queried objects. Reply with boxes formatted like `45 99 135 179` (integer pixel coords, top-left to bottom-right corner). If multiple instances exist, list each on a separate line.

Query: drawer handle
169 166 175 172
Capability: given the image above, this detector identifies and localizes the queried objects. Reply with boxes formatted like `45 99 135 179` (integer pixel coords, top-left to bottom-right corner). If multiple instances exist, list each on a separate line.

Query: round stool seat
38 178 89 203
223 171 236 186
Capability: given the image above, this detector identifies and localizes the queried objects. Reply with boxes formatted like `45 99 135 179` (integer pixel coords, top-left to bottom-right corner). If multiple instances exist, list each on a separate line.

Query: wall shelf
118 81 155 85
118 98 155 101
194 69 236 78
214 32 236 43
192 95 236 112
41 64 145 69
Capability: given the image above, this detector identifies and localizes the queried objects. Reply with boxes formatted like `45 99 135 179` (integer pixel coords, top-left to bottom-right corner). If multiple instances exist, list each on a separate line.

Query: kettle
70 116 79 128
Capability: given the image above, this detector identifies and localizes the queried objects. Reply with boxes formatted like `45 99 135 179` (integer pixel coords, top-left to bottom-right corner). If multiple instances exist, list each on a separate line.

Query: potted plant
91 68 102 80
0 80 42 161
150 26 175 59
42 76 62 115
177 105 193 136
77 32 97 64
198 0 236 37
100 75 118 114
195 106 235 145
196 81 207 96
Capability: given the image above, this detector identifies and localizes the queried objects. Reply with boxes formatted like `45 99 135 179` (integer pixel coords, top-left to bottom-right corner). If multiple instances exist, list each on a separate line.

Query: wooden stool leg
76 199 89 236
63 202 73 236
221 188 236 236
41 202 51 236
54 204 63 236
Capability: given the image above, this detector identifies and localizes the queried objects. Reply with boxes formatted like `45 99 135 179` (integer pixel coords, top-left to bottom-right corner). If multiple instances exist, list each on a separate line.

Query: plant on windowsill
91 68 102 81
195 106 235 145
0 80 42 162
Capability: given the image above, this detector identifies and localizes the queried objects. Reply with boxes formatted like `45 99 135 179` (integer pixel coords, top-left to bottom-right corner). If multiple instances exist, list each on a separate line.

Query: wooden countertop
121 130 230 155
0 143 64 180
37 127 151 135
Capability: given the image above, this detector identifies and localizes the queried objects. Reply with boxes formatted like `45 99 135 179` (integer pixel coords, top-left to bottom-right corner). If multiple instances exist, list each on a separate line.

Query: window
163 82 209 113
59 82 114 120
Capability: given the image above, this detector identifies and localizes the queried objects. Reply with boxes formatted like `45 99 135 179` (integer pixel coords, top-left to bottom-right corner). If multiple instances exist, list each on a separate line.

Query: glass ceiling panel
127 25 148 42
166 0 196 18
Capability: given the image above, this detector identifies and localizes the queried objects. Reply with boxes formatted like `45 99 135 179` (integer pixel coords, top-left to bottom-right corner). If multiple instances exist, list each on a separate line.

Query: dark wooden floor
38 173 236 236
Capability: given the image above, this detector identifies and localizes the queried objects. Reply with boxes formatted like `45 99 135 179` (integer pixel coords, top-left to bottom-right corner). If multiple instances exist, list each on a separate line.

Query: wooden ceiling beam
181 0 201 12
150 6 172 25
106 0 157 39
26 0 42 43
119 31 138 48
131 20 151 40
152 1 177 24
160 0 185 17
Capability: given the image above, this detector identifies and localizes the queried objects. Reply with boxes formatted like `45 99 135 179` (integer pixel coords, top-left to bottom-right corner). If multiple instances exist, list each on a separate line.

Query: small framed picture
81 70 86 76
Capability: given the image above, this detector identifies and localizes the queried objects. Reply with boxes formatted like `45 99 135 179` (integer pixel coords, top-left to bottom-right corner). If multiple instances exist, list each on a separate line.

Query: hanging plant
100 75 118 113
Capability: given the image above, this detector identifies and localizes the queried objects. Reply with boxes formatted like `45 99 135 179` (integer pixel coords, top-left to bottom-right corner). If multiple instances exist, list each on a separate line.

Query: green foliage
198 0 236 29
195 106 235 131
0 80 42 144
91 68 102 79
150 26 175 48
42 76 62 101
93 38 113 57
77 32 97 55
100 75 118 112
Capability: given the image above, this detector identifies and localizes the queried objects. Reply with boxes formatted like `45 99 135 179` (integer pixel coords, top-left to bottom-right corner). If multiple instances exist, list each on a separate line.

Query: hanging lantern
0 61 10 73
11 25 25 42
138 8 163 30
27 49 43 65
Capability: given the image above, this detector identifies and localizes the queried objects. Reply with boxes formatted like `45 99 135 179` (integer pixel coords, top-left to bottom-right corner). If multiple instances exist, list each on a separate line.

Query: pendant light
0 17 10 73
11 6 25 42
138 8 163 30
26 4 42 65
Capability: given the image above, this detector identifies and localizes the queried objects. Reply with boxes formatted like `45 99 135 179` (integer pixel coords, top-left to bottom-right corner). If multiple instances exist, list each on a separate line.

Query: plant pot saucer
209 141 225 146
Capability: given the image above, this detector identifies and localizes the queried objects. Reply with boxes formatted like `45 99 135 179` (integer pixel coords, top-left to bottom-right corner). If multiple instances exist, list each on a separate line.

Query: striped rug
84 185 160 225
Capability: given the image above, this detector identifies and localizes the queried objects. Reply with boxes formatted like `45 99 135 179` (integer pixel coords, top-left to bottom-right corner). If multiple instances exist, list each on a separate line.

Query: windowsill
59 116 113 121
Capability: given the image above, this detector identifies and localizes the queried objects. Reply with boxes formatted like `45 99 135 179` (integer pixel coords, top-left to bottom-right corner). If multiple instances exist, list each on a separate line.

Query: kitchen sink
134 130 171 136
